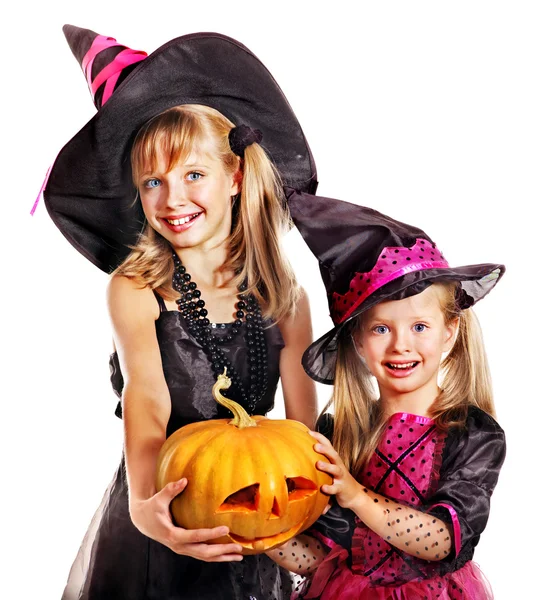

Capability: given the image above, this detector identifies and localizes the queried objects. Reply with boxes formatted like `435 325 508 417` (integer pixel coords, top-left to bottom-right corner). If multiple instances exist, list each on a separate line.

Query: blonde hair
114 104 299 321
325 281 496 477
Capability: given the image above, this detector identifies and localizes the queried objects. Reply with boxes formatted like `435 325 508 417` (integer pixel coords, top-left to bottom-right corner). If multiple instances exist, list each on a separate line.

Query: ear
351 331 365 359
230 169 242 196
442 317 460 353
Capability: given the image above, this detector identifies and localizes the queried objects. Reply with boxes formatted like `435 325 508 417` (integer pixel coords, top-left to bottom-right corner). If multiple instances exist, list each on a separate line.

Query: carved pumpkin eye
217 477 317 515
218 484 260 513
286 477 317 501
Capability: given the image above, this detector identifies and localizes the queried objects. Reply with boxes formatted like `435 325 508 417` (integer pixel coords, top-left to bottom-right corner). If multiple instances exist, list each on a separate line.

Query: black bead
188 282 197 290
193 290 201 298
197 300 205 308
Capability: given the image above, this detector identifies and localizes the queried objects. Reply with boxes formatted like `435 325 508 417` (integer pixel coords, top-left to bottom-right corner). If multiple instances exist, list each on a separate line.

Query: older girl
45 25 318 600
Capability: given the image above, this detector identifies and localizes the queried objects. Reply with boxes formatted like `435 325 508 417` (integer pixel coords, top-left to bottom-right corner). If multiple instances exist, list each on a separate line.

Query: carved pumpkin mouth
214 477 319 553
228 522 304 552
217 478 318 516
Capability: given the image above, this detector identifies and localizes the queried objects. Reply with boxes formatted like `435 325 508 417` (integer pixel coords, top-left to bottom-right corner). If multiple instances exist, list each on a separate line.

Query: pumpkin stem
213 368 257 429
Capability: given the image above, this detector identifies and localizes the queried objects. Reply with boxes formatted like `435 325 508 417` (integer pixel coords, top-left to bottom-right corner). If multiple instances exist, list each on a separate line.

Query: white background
3 2 559 598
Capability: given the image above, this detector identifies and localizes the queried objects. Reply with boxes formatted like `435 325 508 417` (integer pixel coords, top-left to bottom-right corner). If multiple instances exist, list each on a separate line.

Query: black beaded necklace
171 251 268 414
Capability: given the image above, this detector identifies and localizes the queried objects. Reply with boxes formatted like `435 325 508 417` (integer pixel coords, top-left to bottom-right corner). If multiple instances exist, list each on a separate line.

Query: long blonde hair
326 281 496 477
114 104 299 322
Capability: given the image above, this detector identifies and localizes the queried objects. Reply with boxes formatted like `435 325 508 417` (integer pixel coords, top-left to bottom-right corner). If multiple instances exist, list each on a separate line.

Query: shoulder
464 405 505 441
442 406 506 483
277 287 311 336
107 275 160 325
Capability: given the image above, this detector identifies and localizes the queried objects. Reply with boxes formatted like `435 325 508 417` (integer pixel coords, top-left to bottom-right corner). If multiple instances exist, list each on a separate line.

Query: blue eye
413 323 427 333
373 325 389 335
187 172 202 181
144 178 161 189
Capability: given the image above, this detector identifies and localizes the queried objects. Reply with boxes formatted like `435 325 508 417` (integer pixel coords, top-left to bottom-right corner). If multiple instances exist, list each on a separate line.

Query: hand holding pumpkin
156 370 332 555
129 476 244 562
309 430 364 511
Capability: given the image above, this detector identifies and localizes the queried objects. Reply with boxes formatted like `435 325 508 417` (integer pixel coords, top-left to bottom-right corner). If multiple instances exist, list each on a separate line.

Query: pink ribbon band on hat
82 35 147 106
331 238 449 324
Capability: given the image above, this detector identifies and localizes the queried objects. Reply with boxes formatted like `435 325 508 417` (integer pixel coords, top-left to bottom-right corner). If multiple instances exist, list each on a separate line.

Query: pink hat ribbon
82 35 147 106
331 238 449 324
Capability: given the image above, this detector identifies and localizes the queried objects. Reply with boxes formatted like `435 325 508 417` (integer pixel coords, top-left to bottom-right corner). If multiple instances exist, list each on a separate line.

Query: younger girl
269 190 506 599
44 26 318 600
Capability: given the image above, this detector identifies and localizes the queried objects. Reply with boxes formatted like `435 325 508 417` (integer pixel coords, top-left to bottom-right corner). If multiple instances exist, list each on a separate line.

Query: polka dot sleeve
266 534 328 575
357 489 454 561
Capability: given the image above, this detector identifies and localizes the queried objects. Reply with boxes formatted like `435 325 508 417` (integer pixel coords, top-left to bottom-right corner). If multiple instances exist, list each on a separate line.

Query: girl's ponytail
431 285 496 425
329 328 385 478
228 142 299 322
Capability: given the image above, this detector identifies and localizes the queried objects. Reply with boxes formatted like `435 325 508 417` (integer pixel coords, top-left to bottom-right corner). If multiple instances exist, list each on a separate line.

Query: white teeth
388 362 417 369
167 214 199 225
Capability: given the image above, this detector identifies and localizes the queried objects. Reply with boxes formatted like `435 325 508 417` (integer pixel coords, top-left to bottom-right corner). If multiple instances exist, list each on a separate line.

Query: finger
322 503 332 515
176 526 232 544
313 442 340 464
308 430 331 446
316 461 343 477
193 552 244 563
158 478 188 503
205 554 244 562
321 483 340 496
185 542 244 558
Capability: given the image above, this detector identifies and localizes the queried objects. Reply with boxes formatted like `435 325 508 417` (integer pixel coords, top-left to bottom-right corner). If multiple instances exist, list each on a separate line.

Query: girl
268 190 506 599
44 26 318 600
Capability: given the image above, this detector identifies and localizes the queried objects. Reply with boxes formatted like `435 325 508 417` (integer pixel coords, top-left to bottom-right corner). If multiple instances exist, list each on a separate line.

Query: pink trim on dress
307 529 339 551
390 412 433 426
429 502 462 557
331 238 449 324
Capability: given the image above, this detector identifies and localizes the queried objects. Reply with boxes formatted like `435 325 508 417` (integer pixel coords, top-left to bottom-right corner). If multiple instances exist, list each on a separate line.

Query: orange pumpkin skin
156 415 332 554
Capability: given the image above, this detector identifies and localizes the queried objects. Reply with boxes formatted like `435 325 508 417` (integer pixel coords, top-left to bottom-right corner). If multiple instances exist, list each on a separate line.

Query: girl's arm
310 431 453 562
107 275 243 562
266 534 328 575
278 289 318 429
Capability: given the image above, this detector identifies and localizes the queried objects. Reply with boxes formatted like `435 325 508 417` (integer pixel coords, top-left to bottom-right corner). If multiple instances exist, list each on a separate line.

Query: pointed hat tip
61 24 103 64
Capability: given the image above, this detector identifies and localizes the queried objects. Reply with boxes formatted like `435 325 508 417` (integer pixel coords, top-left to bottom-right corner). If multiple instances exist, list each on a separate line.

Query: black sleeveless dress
62 293 293 600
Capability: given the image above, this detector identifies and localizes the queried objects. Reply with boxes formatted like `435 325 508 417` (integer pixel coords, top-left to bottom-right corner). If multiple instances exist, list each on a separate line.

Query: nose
390 328 411 354
163 177 189 210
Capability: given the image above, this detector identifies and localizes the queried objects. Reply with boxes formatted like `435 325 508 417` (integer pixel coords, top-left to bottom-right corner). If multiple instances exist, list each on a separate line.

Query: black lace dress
62 294 292 600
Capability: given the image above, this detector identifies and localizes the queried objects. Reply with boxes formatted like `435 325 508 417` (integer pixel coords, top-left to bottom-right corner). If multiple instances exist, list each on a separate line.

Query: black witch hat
44 25 317 273
284 188 505 385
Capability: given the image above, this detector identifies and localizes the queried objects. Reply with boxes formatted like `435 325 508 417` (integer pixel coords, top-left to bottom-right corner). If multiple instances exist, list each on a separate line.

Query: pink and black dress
296 406 505 600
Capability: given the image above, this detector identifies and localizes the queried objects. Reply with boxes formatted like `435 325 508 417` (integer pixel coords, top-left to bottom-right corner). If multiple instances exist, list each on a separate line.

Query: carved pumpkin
156 370 331 554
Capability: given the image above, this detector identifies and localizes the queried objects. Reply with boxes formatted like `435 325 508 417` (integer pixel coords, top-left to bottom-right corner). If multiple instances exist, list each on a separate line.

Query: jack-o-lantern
156 370 332 554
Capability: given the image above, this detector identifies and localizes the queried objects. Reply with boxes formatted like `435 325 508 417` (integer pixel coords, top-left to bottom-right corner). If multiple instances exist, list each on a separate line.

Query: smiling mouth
386 361 419 370
165 213 201 225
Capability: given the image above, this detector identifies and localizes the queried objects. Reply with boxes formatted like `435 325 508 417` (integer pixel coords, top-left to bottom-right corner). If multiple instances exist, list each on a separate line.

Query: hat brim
44 33 317 273
303 262 505 385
